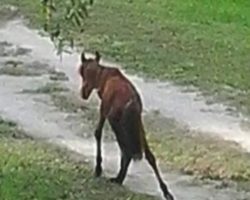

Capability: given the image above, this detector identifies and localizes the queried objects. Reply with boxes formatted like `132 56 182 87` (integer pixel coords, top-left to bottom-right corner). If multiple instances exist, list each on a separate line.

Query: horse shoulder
100 77 117 101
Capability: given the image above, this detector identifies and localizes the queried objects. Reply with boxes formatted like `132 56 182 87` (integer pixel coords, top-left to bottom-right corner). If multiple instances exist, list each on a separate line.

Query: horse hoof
109 177 122 185
164 192 174 200
94 167 102 177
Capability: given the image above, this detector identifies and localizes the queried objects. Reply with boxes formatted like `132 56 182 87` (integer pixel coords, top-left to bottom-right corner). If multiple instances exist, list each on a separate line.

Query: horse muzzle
80 83 92 100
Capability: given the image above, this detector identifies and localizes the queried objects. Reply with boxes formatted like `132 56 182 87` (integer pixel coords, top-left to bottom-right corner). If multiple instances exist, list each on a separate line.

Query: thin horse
78 51 174 200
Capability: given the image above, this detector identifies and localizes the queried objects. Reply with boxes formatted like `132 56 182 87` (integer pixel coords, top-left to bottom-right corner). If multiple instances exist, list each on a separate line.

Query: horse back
100 71 142 118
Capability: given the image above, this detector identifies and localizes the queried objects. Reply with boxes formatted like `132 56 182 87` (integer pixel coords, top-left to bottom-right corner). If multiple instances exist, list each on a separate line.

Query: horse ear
81 51 86 63
95 51 101 62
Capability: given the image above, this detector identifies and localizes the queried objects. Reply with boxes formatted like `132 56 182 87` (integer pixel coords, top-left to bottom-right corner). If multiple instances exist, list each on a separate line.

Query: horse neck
97 67 121 97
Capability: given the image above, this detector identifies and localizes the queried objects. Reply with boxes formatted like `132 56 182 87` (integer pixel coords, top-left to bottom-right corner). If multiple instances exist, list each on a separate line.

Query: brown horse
78 51 174 200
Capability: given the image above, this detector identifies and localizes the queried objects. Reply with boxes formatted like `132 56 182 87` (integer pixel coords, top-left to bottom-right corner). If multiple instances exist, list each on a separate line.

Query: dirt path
1 19 250 200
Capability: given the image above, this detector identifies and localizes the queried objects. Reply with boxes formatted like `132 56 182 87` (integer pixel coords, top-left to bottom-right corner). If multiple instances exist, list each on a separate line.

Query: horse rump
121 101 144 160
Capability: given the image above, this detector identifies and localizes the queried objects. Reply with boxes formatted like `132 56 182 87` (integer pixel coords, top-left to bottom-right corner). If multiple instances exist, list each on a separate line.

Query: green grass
0 117 27 139
143 112 250 183
0 140 157 200
2 0 250 114
149 133 250 181
0 0 43 27
0 117 156 200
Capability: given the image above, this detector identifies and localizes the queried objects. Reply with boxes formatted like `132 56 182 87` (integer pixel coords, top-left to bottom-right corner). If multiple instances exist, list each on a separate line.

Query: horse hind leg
144 141 175 200
110 151 131 184
109 119 132 185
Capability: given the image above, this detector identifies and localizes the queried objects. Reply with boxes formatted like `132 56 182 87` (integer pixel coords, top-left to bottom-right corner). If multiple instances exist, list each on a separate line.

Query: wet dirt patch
143 110 189 136
51 92 88 113
0 41 12 48
22 82 69 94
49 70 69 81
0 117 30 139
0 62 40 76
0 40 31 57
22 82 87 112
48 92 117 140
0 59 69 78
0 41 67 79
21 80 116 140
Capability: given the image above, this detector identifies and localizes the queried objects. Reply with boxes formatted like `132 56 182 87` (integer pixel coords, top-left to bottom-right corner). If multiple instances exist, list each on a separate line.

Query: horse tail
121 100 145 161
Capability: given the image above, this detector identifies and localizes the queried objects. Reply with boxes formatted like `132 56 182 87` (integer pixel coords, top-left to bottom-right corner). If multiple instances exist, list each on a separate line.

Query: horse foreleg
94 115 105 177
